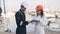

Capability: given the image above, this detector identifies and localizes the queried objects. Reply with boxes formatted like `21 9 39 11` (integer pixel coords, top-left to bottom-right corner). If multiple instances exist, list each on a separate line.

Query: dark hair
40 10 44 17
21 5 26 9
21 5 24 7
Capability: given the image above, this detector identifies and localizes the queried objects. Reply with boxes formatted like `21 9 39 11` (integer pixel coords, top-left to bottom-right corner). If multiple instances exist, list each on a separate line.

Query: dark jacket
15 10 28 34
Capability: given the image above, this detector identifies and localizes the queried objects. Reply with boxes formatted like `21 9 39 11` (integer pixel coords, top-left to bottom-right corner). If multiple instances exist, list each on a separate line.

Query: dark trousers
16 26 26 34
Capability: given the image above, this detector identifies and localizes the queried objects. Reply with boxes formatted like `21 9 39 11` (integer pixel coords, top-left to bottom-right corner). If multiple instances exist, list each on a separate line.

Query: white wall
3 0 60 12
44 0 60 11
5 0 22 12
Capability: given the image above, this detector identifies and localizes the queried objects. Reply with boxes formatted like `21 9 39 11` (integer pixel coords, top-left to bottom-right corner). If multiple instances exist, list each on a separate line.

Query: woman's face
36 10 41 15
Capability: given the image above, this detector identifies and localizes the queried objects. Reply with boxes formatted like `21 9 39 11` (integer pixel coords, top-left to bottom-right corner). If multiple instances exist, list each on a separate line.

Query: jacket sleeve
24 21 28 25
15 12 21 27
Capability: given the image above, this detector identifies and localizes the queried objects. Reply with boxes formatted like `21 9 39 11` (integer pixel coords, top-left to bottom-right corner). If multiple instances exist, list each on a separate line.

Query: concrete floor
0 31 60 34
0 32 33 34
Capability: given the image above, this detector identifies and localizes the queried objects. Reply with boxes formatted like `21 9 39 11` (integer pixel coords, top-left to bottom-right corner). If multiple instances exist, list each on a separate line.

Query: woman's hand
31 20 40 22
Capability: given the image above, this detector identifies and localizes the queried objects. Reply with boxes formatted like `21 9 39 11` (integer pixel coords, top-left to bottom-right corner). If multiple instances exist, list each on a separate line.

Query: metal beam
3 0 6 14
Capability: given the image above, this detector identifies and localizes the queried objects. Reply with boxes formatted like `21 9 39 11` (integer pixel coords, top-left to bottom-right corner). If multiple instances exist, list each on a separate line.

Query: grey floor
0 31 60 34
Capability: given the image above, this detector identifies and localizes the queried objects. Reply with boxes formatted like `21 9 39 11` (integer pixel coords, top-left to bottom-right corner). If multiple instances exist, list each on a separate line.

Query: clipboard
31 20 39 22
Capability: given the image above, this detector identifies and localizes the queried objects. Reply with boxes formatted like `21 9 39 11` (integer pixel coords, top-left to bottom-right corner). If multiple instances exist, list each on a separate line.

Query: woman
32 5 48 34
